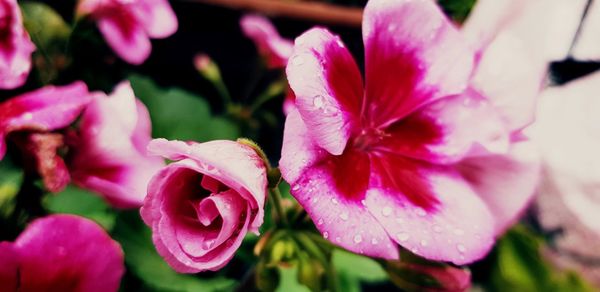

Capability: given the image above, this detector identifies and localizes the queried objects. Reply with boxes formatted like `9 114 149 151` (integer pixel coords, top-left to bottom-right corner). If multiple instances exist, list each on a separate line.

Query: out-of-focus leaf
20 2 71 83
43 185 116 230
0 157 23 217
277 265 311 292
331 249 387 292
488 225 595 292
129 74 240 142
112 211 236 292
437 0 476 22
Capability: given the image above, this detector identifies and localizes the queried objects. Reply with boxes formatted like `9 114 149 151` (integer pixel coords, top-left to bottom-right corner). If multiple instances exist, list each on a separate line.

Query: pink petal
132 0 178 38
365 155 495 265
0 242 18 291
458 140 540 234
240 14 293 68
97 11 151 65
0 81 91 159
147 138 267 229
0 0 36 89
13 214 124 291
69 81 164 208
362 0 473 127
290 163 398 259
286 28 363 155
15 132 70 192
378 90 508 164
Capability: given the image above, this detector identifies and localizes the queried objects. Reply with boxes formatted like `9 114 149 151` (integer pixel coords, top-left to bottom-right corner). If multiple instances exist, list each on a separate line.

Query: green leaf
437 0 477 22
129 74 240 142
333 249 387 283
0 157 24 218
277 265 311 292
43 185 116 231
112 211 236 292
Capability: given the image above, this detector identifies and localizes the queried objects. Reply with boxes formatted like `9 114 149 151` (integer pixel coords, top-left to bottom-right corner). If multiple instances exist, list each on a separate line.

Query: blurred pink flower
0 0 35 89
141 138 267 272
534 71 600 286
68 81 165 208
77 0 178 65
279 0 540 264
240 14 293 69
0 214 124 292
240 14 296 114
0 82 92 192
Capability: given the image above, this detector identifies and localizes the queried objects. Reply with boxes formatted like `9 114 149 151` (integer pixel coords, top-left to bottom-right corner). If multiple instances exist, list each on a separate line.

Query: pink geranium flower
68 81 165 208
0 82 92 192
77 0 178 65
141 138 267 272
0 214 125 292
280 0 540 264
240 14 296 114
0 0 35 89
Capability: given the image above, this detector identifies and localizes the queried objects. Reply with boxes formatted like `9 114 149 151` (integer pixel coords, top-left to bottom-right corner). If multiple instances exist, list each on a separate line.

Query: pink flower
68 81 165 208
141 138 267 273
0 0 35 89
280 0 540 264
0 82 92 192
240 14 293 69
534 71 600 286
77 0 178 65
0 214 125 292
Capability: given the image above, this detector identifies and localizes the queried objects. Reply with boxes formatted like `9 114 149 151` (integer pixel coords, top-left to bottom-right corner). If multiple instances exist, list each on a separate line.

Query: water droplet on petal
23 113 33 120
415 208 427 217
339 212 349 221
371 238 379 245
420 239 428 246
335 237 341 243
292 184 300 191
457 244 466 253
396 233 410 242
317 218 324 225
331 198 339 205
291 54 305 66
323 232 329 239
396 217 404 224
353 234 363 243
313 95 325 109
382 207 392 217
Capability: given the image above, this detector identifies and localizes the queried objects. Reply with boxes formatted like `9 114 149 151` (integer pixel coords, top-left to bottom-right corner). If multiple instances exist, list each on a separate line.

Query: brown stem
178 0 363 27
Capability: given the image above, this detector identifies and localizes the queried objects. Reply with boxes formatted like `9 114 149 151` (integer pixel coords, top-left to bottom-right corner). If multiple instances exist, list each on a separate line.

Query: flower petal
378 90 508 164
0 242 18 291
132 0 178 38
13 214 124 291
362 0 473 127
97 12 151 65
458 140 540 234
240 14 293 68
286 28 363 155
0 82 91 159
365 155 495 265
14 133 70 192
0 0 36 89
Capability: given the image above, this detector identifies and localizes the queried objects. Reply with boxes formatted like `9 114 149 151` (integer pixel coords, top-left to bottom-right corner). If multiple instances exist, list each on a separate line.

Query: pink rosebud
68 81 165 208
77 0 178 65
240 14 293 69
279 0 540 265
0 214 125 292
141 138 267 272
0 0 35 89
534 71 600 286
0 82 92 192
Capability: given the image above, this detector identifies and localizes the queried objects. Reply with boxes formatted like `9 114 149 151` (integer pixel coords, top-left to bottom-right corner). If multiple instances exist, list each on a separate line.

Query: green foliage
129 74 240 142
0 157 24 218
112 212 236 292
43 185 116 231
333 249 387 292
437 0 477 22
488 225 595 292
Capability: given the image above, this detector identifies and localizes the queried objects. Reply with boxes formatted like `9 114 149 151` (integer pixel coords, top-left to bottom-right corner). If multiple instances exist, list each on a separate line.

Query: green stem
213 79 233 105
269 187 289 228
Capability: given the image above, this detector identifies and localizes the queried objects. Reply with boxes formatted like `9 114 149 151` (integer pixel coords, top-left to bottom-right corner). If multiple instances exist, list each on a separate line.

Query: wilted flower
280 0 540 264
0 82 92 192
77 0 178 65
68 81 165 208
0 0 36 89
0 214 124 292
141 138 267 272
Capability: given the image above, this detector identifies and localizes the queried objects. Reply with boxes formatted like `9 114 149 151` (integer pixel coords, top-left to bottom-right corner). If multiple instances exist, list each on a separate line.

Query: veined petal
378 90 508 164
458 140 540 234
362 0 473 127
365 155 495 265
287 28 363 155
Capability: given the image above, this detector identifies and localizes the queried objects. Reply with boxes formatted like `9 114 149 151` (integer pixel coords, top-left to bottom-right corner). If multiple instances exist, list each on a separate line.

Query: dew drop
292 184 300 191
353 234 363 243
335 237 341 243
331 198 339 205
420 239 428 246
396 217 404 224
323 232 329 239
396 233 410 242
415 208 427 217
457 244 466 253
371 238 379 245
339 212 349 221
382 206 392 217
361 199 367 206
317 218 324 225
313 95 325 109
23 113 33 120
291 54 305 66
